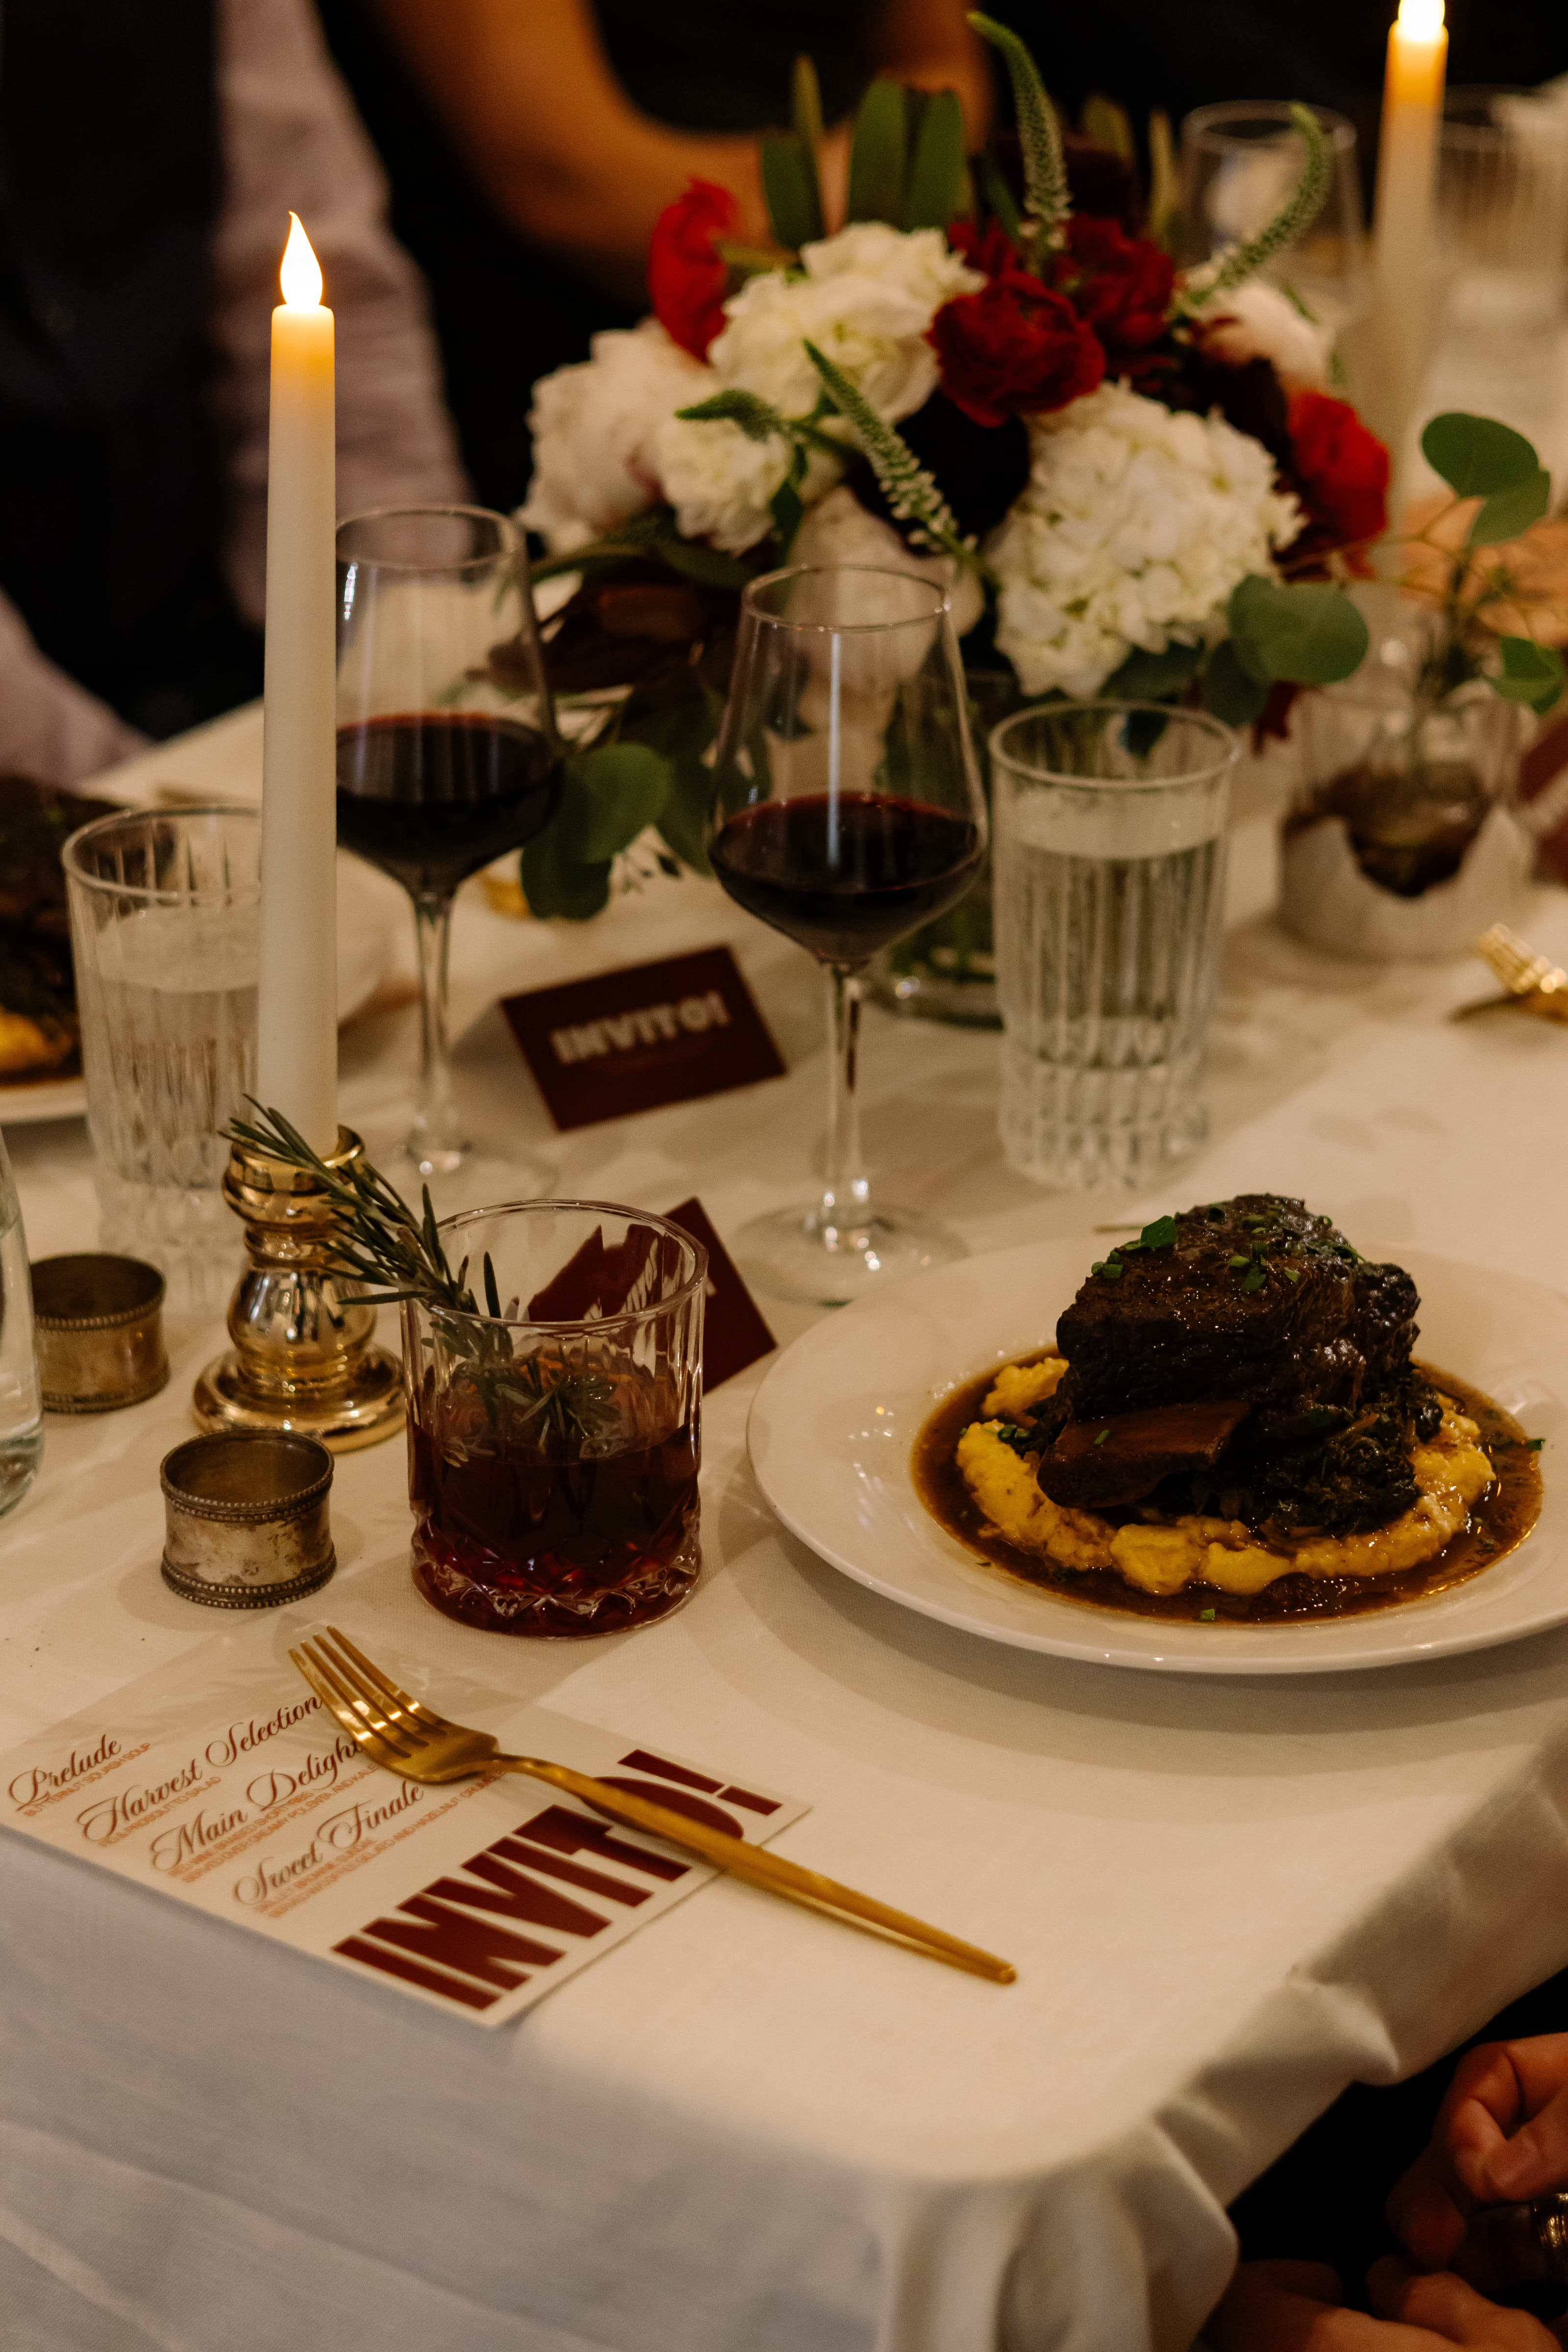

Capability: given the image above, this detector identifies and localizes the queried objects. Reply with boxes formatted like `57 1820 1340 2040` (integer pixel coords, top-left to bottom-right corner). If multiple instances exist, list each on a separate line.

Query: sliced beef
1040 1398 1248 1507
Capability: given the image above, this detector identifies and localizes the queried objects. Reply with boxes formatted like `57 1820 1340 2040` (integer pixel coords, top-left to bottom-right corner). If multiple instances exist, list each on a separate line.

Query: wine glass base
735 1202 966 1309
405 1128 470 1179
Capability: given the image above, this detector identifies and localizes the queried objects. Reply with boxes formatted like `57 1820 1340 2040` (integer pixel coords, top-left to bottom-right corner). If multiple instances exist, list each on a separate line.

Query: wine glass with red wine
336 506 563 1174
707 565 986 1305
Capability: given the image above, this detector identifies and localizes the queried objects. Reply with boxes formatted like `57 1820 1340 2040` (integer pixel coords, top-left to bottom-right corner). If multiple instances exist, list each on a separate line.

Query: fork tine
299 1638 420 1755
290 1646 402 1763
314 1632 431 1746
320 1625 449 1734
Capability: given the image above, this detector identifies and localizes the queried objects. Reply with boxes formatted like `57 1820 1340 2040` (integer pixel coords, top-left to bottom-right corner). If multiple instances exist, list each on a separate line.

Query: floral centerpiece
513 15 1561 922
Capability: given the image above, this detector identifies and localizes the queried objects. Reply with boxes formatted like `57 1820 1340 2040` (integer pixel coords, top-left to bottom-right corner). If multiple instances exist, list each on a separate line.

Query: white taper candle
256 213 338 1154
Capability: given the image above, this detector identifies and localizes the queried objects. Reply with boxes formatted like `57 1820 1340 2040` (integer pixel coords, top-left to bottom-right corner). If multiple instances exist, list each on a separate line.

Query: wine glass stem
409 894 466 1174
820 961 871 1241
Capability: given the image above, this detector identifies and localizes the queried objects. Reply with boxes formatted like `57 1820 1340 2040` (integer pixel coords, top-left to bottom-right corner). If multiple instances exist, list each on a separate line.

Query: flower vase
1279 675 1529 960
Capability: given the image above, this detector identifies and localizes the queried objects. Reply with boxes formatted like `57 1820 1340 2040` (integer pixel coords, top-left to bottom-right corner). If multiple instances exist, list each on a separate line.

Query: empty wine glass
1179 101 1367 341
707 565 986 1307
336 506 563 1175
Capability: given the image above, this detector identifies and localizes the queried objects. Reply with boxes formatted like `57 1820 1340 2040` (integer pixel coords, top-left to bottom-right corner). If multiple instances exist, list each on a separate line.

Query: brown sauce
912 1355 1544 1624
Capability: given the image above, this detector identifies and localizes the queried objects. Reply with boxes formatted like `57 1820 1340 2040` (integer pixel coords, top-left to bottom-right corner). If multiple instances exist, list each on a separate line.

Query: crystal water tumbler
990 703 1239 1190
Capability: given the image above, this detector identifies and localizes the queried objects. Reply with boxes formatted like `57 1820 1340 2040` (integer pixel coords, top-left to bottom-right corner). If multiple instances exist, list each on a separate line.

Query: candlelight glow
279 213 323 310
1396 0 1444 37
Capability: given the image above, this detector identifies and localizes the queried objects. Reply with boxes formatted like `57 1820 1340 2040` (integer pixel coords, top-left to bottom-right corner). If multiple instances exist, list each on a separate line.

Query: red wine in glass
336 710 563 899
709 792 982 965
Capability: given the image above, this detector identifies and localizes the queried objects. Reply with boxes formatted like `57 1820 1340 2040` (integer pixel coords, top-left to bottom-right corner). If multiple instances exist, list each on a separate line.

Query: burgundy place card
501 945 785 1131
665 1197 777 1392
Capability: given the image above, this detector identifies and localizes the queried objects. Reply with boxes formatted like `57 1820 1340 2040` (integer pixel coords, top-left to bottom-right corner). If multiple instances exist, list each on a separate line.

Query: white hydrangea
709 222 981 428
988 382 1302 698
653 416 840 555
1188 278 1333 392
519 320 713 551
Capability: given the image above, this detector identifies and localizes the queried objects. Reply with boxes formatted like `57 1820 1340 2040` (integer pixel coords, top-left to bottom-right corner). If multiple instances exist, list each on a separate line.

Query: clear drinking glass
1437 89 1568 357
402 1201 706 1637
0 1128 42 1513
707 565 986 1306
336 506 564 1176
991 703 1239 1191
1179 101 1367 337
63 807 259 1308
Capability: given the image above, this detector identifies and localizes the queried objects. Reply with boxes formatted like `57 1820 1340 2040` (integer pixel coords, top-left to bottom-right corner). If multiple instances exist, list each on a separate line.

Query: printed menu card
0 1616 806 2027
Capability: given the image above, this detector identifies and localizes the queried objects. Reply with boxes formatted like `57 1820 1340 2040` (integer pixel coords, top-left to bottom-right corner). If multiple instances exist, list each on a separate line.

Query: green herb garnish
1227 1254 1250 1271
1242 1265 1267 1293
1094 1428 1110 1446
1199 1607 1217 1622
1090 1258 1124 1280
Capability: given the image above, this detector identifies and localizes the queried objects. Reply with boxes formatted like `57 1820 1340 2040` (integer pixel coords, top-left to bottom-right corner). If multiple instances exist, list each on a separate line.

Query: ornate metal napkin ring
31 1253 170 1413
160 1432 336 1609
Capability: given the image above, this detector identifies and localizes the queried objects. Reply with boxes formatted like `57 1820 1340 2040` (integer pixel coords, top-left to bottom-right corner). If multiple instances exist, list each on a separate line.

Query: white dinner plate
0 851 400 1127
746 1236 1568 1675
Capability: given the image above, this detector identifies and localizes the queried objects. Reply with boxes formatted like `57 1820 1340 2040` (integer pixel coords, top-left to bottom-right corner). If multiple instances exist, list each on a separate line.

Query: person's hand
1390 2037 1568 2271
1203 2257 1564 2348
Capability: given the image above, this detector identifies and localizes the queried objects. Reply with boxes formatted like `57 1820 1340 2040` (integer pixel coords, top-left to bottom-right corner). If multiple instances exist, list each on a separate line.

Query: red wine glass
336 506 563 1175
707 565 986 1306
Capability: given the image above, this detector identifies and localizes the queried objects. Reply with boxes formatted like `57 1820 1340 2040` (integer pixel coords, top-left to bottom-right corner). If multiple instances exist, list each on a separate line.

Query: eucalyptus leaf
1468 466 1551 547
1202 639 1271 725
521 830 613 921
1421 411 1541 499
1227 574 1369 685
760 126 823 251
1492 635 1567 714
903 87 968 230
846 77 907 226
556 743 670 864
1101 642 1203 701
657 539 755 588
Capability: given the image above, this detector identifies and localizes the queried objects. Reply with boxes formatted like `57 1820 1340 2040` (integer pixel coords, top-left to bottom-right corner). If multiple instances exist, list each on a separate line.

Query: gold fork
290 1627 1015 1984
1453 925 1568 1025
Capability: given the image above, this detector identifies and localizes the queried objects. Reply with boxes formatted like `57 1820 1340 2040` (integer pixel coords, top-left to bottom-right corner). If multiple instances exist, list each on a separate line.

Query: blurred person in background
0 0 465 786
315 0 991 512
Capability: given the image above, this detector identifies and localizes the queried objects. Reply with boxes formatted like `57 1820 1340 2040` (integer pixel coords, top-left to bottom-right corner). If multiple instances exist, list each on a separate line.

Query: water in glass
0 1137 43 1514
991 705 1238 1189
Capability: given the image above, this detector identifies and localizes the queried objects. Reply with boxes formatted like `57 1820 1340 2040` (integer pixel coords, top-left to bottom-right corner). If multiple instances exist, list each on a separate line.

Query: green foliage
760 127 824 250
1176 104 1328 311
968 13 1068 262
977 149 1023 244
523 743 673 917
1492 635 1567 714
1226 574 1369 685
1469 467 1551 546
676 389 788 443
804 338 973 565
1202 639 1270 726
846 77 908 226
1421 411 1540 500
791 53 824 168
656 540 756 589
1101 642 1203 701
903 87 968 231
627 683 721 876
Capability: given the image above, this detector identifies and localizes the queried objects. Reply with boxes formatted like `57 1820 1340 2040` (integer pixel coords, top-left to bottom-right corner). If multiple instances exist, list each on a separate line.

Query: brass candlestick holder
193 1127 405 1452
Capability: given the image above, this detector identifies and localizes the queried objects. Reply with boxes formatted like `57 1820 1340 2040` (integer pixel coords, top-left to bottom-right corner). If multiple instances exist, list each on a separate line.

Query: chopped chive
1199 1607 1217 1621
1242 1265 1267 1294
1227 1254 1249 1270
1094 1427 1110 1446
1283 1267 1300 1284
1139 1214 1178 1249
1527 1437 1545 1451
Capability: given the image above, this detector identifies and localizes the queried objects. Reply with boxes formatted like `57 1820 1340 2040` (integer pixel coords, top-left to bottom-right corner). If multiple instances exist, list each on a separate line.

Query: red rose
947 217 1030 281
929 272 1104 429
1288 391 1389 558
648 180 738 360
1053 216 1174 358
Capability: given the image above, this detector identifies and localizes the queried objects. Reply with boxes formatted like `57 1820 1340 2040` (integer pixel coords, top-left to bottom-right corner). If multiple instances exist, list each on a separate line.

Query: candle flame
1396 0 1444 35
279 213 323 309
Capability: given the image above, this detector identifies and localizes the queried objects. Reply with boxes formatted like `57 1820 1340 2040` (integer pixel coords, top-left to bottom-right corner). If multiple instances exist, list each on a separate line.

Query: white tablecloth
6 715 1568 2352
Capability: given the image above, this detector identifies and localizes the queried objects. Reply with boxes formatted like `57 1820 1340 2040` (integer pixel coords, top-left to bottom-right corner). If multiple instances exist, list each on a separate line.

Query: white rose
654 416 840 555
988 381 1301 698
1188 279 1333 392
519 320 713 550
710 224 981 426
791 483 984 638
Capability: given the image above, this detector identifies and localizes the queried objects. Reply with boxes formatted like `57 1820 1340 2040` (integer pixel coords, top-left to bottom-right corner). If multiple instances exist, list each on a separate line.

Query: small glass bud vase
1280 669 1530 961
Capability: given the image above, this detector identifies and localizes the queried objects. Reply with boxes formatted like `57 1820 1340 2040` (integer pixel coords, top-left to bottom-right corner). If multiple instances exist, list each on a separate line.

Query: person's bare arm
366 0 992 299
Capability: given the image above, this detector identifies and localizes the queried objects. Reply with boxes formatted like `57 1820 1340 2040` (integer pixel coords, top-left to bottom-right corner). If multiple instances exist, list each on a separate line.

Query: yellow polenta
956 1356 1494 1597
